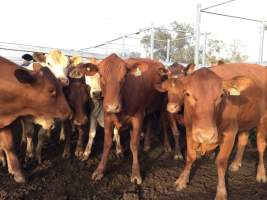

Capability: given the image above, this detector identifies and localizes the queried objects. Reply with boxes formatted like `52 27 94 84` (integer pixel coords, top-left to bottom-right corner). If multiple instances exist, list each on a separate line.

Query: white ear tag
229 87 240 96
135 67 142 76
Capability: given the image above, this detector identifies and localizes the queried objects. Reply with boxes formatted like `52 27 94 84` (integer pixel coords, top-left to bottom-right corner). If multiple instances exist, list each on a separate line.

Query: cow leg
169 114 183 160
130 114 143 184
25 124 35 163
175 135 196 190
229 131 249 172
62 120 72 159
0 148 6 167
113 127 123 158
92 115 113 180
256 126 267 183
59 122 65 142
20 119 27 148
162 115 172 153
75 126 84 159
36 128 47 164
143 118 152 152
0 128 25 183
83 117 97 161
215 131 236 200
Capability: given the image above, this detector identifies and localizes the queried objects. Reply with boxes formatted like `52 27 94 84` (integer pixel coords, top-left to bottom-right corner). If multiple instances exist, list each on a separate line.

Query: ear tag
135 67 142 76
229 87 240 96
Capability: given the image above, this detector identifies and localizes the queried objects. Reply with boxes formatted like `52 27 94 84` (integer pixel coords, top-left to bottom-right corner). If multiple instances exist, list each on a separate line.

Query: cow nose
105 104 121 113
197 133 218 144
167 103 179 113
92 91 102 98
60 78 69 86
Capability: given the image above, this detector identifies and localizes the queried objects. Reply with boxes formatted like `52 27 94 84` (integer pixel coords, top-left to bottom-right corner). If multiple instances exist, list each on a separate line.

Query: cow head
72 63 102 100
159 68 253 145
14 67 72 120
45 49 69 85
65 73 89 126
22 50 70 86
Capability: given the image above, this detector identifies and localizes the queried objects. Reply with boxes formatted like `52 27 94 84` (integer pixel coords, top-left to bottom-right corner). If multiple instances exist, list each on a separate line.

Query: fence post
202 32 208 67
150 23 155 59
259 20 265 64
166 39 170 62
122 36 126 57
194 3 201 68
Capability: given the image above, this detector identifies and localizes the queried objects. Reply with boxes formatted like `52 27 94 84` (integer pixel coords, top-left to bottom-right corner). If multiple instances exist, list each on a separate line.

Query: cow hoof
164 146 172 153
256 170 267 183
116 152 124 159
131 175 142 185
62 151 71 159
229 162 241 172
82 151 91 161
92 170 104 181
215 192 227 200
174 177 188 191
14 174 26 183
0 158 6 168
174 153 183 160
75 149 84 159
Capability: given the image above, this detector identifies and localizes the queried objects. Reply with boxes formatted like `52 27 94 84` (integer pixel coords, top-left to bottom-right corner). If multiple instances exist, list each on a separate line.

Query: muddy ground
0 123 266 200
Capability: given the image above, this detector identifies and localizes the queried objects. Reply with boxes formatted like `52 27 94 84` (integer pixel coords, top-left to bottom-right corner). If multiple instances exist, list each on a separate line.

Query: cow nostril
114 105 120 111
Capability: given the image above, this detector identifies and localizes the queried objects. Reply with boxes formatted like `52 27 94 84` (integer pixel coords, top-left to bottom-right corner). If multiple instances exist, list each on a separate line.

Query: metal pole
166 39 170 62
194 4 201 69
150 23 155 59
202 32 207 67
259 21 265 64
122 36 126 57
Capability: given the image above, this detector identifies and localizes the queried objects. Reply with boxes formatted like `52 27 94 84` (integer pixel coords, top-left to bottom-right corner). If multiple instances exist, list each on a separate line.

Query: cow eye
49 89 56 96
184 91 190 97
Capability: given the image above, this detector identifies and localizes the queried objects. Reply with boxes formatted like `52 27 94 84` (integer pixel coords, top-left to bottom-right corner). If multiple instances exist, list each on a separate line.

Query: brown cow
85 54 165 184
160 62 195 159
62 69 89 159
159 64 267 200
0 56 71 182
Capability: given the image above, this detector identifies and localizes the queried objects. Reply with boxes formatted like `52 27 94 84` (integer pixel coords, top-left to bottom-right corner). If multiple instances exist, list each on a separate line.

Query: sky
0 0 267 62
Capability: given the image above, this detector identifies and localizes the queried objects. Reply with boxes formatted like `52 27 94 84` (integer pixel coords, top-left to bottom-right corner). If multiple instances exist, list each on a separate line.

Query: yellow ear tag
135 67 142 76
229 87 240 96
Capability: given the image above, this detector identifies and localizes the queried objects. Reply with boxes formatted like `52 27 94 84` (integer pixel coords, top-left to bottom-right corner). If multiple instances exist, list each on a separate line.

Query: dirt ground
0 124 266 200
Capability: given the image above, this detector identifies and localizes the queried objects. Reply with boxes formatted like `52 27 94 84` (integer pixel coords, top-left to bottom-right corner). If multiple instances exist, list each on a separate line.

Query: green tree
141 27 172 60
140 22 194 63
206 38 225 64
227 39 248 62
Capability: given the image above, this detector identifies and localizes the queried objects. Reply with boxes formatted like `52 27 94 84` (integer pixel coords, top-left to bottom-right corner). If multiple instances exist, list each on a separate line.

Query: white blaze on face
45 50 69 80
85 72 101 98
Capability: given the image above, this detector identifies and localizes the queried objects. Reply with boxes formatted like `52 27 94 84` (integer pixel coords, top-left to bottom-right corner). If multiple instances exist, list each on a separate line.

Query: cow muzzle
92 91 102 99
167 103 179 113
105 103 121 113
59 78 69 86
193 128 218 144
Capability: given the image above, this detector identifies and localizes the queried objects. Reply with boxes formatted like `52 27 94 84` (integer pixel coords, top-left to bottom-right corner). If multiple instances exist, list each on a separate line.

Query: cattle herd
0 49 266 200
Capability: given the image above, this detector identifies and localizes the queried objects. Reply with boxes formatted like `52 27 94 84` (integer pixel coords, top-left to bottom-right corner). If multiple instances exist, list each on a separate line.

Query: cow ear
185 63 195 75
223 76 253 96
68 67 83 79
158 67 169 76
154 83 167 92
77 63 98 76
33 52 46 63
154 79 174 92
14 69 36 84
127 62 148 77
